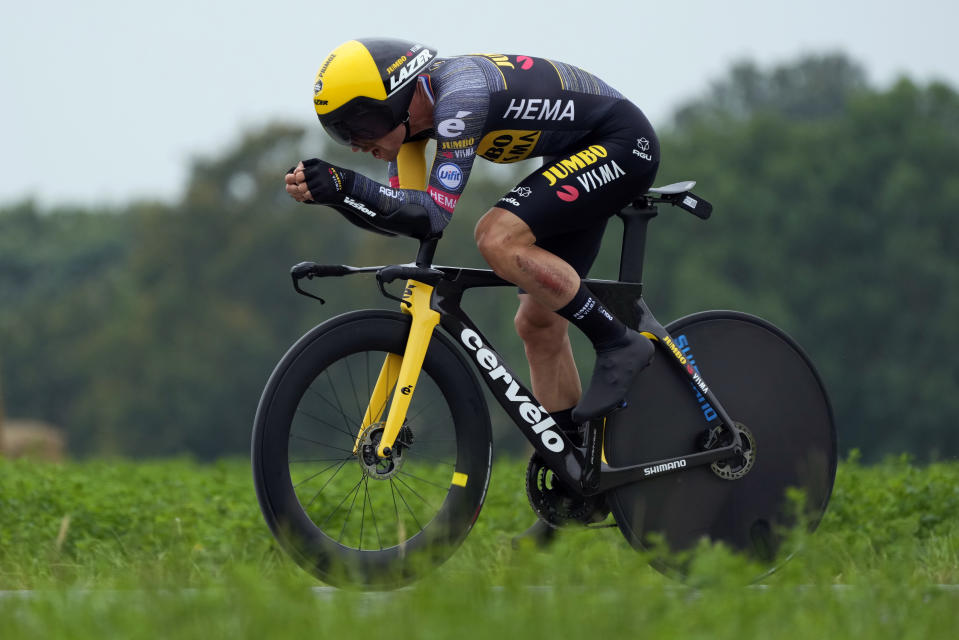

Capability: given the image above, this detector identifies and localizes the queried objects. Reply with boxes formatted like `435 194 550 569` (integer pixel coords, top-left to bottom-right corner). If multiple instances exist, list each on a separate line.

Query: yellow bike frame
351 280 439 458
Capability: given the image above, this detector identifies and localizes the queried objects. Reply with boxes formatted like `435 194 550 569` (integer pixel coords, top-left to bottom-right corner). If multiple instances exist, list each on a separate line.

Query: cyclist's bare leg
512 293 581 547
514 294 581 412
476 207 654 423
474 208 579 310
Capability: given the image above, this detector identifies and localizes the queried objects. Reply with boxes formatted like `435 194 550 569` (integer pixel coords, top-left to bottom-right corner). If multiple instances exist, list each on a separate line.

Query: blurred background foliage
1 53 956 461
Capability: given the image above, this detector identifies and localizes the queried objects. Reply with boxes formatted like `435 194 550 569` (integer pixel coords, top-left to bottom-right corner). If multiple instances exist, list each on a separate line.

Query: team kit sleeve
331 110 483 235
419 98 487 220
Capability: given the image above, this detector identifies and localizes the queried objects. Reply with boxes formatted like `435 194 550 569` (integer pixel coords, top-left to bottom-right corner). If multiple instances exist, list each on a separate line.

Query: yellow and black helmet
313 38 437 146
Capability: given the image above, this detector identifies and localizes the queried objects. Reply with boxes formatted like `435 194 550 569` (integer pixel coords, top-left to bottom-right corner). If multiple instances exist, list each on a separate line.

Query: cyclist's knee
475 208 534 268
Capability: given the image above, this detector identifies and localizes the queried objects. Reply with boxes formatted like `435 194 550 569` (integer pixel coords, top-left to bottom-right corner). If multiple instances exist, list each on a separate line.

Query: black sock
555 284 628 350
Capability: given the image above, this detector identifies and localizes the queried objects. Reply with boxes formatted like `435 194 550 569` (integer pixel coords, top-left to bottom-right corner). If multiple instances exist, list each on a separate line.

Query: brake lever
291 263 326 304
376 278 410 308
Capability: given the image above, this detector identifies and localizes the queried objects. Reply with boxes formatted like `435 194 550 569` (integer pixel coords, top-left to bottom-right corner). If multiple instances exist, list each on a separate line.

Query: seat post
616 199 658 284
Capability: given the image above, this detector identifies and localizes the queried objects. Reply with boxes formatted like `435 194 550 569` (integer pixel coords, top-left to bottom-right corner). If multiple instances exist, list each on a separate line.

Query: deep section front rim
252 312 492 587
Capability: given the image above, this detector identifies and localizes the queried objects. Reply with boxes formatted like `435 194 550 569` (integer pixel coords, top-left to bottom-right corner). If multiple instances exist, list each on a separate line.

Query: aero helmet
313 38 437 145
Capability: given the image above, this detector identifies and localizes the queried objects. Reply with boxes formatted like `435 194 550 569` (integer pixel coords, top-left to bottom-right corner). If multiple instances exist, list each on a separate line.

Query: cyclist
285 38 660 543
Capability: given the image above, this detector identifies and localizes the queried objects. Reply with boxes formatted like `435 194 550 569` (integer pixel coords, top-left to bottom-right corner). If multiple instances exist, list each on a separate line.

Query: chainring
526 453 608 527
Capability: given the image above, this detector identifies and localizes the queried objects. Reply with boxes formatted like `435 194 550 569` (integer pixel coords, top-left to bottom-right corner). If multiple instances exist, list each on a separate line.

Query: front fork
352 280 439 458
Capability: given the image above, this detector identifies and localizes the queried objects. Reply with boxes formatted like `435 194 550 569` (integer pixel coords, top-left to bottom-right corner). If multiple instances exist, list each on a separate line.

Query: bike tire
252 310 492 588
605 311 836 574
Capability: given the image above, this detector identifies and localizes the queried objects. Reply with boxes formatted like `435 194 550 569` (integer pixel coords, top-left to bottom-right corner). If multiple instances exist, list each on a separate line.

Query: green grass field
1 454 958 639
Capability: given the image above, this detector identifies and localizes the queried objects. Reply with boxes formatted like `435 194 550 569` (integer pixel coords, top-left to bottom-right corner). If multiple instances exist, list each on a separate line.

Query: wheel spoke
317 475 363 532
391 478 424 534
307 370 359 441
358 476 369 549
290 433 355 455
337 477 365 544
406 402 451 427
405 451 455 467
364 478 384 550
344 355 364 429
397 469 449 491
304 458 352 508
294 408 356 443
393 473 437 510
293 458 350 489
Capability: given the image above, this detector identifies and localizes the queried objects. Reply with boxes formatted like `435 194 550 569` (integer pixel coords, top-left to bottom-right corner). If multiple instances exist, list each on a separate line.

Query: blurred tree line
1 53 956 461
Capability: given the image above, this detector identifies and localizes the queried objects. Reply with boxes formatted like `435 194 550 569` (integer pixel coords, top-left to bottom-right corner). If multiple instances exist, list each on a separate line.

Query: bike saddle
647 180 696 195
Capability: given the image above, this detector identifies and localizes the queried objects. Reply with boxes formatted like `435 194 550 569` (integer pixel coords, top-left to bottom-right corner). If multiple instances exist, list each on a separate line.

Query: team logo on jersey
502 98 575 122
477 130 541 163
481 54 515 69
442 149 475 160
480 54 535 71
343 196 376 218
440 138 475 150
511 186 532 198
378 185 404 200
541 145 608 186
575 160 626 193
436 163 463 190
633 137 653 161
556 185 579 202
438 111 472 137
428 186 459 213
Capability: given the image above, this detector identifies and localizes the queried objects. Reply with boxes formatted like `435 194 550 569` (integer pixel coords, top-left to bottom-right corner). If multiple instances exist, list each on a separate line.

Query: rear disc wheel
605 311 836 575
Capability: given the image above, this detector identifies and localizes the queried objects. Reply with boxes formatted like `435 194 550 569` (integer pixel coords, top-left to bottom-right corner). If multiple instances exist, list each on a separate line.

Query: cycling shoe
572 330 654 423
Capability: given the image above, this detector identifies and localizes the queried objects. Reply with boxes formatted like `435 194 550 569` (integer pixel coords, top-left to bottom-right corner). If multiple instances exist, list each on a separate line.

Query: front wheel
605 311 837 575
252 311 492 588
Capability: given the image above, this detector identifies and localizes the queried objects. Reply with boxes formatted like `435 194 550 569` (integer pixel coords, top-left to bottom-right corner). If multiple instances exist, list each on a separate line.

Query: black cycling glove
299 158 354 204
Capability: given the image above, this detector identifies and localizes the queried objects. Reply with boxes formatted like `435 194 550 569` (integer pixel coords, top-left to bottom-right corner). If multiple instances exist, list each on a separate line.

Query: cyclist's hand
285 158 351 204
285 162 313 202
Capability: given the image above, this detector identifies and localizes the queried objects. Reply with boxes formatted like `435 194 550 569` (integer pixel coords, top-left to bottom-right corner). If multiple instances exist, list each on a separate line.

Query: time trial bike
251 181 837 588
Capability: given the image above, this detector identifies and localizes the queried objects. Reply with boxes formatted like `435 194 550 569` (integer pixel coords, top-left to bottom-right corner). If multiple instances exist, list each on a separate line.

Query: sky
2 0 957 207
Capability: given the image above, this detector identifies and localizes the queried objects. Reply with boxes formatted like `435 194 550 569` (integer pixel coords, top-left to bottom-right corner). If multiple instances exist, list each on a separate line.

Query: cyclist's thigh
534 223 608 278
494 101 660 241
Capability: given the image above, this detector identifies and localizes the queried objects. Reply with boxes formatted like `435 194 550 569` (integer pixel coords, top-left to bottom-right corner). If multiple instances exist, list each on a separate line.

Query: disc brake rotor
356 422 414 480
710 422 756 480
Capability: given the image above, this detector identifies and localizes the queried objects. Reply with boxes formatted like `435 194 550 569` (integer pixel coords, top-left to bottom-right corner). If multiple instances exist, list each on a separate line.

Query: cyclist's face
351 124 405 162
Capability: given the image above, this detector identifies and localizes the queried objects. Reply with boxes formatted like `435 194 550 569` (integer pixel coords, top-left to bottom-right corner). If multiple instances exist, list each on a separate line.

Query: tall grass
1 454 957 639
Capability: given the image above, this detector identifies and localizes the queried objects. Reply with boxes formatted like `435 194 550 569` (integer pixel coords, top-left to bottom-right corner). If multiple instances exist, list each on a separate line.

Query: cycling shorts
495 100 660 278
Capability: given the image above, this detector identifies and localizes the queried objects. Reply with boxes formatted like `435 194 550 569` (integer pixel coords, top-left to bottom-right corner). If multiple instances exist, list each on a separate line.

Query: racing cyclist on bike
285 38 660 544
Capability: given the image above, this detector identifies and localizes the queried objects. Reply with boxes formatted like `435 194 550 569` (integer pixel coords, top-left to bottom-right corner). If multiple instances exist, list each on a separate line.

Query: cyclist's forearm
347 172 452 233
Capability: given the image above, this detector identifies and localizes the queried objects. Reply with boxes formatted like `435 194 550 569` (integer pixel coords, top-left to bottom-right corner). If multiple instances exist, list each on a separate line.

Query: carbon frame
290 191 744 497
425 266 744 496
